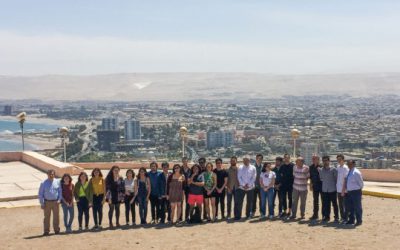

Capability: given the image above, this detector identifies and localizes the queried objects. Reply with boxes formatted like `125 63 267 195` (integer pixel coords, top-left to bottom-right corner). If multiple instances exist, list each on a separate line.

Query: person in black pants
272 157 283 216
213 158 228 219
73 172 92 231
251 154 263 216
181 157 191 221
278 154 294 218
309 155 323 220
158 162 170 224
124 169 136 226
234 156 256 220
105 166 125 228
320 155 339 222
148 162 161 224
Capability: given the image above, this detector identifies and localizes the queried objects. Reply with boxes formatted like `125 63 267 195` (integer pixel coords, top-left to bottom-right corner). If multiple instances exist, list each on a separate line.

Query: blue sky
1 0 400 75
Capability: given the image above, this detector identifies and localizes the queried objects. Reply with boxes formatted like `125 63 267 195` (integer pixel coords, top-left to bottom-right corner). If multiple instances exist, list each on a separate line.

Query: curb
363 190 400 199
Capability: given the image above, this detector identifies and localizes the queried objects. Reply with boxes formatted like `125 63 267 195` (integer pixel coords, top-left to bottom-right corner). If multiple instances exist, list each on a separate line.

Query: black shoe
279 213 286 218
355 221 362 226
288 216 296 220
43 232 50 236
309 215 318 220
346 221 355 225
322 217 330 222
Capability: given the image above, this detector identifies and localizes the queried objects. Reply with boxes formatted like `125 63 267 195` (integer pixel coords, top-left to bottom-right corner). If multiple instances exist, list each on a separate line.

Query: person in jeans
234 156 256 220
279 154 294 218
213 158 228 219
148 161 161 224
226 156 239 220
124 169 136 226
105 166 125 228
309 155 323 220
290 157 309 220
272 157 283 216
319 155 339 222
135 167 151 225
90 168 105 229
259 162 276 219
181 157 192 221
167 164 186 224
38 169 61 236
336 154 349 223
343 160 364 226
252 154 263 216
158 162 170 224
74 172 93 230
60 173 74 233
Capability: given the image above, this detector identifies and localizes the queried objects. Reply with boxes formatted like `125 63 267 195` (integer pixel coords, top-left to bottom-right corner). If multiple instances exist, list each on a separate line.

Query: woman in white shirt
259 163 276 219
124 169 136 226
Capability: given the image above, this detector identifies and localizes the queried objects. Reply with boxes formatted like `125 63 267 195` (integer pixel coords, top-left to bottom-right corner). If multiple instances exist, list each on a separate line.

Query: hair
262 162 272 172
347 159 356 165
161 162 169 168
256 154 264 159
47 169 55 175
106 165 120 184
190 164 201 176
322 155 330 161
336 154 345 160
137 167 148 179
230 156 237 160
126 169 135 179
283 153 290 158
91 168 103 177
78 172 89 183
215 158 222 164
205 162 214 171
198 157 206 164
296 157 305 163
172 164 183 175
60 173 73 186
275 157 283 162
150 161 158 168
182 157 188 161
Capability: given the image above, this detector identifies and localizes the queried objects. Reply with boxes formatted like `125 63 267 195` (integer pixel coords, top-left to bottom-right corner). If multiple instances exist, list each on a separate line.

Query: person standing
234 156 256 220
272 157 283 217
74 172 93 230
90 168 105 229
319 156 339 222
167 164 186 224
343 160 364 226
187 164 205 223
38 169 61 236
124 169 136 226
252 154 263 216
226 156 239 220
203 162 217 222
158 162 170 224
60 173 74 233
105 166 125 228
135 167 151 225
181 157 192 221
336 154 349 223
309 156 323 220
290 157 309 220
213 158 228 219
148 162 161 224
259 163 276 219
279 154 294 218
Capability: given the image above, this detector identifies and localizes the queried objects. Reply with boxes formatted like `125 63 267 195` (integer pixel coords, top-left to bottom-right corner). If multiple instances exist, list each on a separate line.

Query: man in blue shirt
148 161 161 224
38 169 62 235
342 160 364 226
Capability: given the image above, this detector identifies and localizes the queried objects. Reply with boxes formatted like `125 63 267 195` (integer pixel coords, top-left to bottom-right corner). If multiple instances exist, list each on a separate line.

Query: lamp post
16 112 26 151
179 127 188 158
291 128 300 158
60 127 69 162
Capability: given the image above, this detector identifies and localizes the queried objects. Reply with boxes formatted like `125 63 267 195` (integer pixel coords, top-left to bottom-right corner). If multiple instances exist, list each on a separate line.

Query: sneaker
334 218 340 223
92 225 99 230
322 217 330 222
260 214 266 219
43 232 50 236
355 221 362 227
279 213 286 218
269 215 274 220
346 221 355 225
226 216 231 220
78 226 83 231
289 216 296 220
309 215 318 220
85 226 89 230
54 231 60 235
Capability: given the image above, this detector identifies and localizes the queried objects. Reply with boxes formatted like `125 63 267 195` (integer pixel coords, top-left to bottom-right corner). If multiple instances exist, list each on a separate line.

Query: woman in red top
61 173 74 233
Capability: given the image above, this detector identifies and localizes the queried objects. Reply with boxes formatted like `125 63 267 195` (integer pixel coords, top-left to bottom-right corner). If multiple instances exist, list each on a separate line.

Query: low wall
360 169 400 183
73 162 174 170
0 151 23 162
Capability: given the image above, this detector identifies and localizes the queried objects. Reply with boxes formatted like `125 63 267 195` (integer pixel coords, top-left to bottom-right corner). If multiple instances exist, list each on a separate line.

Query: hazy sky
1 0 400 75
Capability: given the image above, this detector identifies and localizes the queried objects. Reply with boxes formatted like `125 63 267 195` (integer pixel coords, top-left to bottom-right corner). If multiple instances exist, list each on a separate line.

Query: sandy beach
0 134 61 150
0 195 399 250
0 115 86 127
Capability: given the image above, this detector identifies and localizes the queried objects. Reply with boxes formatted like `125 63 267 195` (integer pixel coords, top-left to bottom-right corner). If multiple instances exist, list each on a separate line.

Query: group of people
38 153 364 236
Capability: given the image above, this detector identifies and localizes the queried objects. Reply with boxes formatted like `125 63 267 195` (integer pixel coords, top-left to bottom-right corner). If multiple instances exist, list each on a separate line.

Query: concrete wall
360 169 400 183
0 151 22 162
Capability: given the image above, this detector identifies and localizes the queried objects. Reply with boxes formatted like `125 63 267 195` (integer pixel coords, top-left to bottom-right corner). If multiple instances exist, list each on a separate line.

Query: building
207 130 234 149
3 105 12 116
124 120 141 141
96 130 120 151
300 142 318 165
101 118 119 130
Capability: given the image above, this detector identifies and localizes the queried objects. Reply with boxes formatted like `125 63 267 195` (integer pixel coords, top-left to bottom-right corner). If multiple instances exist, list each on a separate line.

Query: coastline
0 134 60 151
0 114 86 127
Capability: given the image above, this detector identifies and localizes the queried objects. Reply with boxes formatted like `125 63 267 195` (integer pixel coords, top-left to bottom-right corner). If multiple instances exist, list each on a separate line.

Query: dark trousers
149 195 160 221
337 192 348 221
215 190 226 218
137 196 148 224
273 188 282 214
227 188 236 218
251 187 261 214
159 197 171 223
234 188 254 219
108 203 120 225
77 197 89 227
92 194 104 226
312 190 322 217
322 192 338 219
280 187 293 212
124 194 136 224
346 190 363 224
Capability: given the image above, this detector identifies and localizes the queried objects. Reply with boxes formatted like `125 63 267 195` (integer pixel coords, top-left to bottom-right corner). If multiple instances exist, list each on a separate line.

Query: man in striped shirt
290 157 310 220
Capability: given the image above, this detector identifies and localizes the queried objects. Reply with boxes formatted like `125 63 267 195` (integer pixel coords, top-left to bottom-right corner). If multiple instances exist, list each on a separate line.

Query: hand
130 199 134 204
89 203 93 207
146 197 149 202
207 190 211 196
341 191 345 197
166 195 169 200
41 205 45 209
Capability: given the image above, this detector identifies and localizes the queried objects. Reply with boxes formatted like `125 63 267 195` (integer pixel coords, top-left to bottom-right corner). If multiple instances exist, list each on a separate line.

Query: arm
268 177 275 190
259 177 264 189
73 183 79 202
38 182 45 208
221 176 228 192
356 171 364 189
146 178 151 201
57 181 62 203
210 173 217 193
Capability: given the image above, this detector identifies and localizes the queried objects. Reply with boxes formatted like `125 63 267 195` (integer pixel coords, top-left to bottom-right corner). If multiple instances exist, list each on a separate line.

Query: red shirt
62 184 74 204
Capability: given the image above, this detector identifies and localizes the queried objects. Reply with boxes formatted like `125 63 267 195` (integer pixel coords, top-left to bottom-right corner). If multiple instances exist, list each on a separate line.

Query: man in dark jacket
309 155 323 220
272 157 283 216
278 154 294 218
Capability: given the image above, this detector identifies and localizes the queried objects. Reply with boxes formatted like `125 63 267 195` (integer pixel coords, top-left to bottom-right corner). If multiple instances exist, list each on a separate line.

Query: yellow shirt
91 177 105 195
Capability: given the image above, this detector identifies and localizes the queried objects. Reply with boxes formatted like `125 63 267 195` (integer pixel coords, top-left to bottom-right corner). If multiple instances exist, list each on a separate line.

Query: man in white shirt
336 154 349 223
234 156 256 220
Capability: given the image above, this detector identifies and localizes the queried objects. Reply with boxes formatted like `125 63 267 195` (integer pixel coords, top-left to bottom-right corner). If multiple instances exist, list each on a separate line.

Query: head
230 156 237 166
322 155 330 167
283 154 291 164
126 169 135 180
198 157 206 167
47 169 55 181
312 155 320 165
262 162 272 172
182 157 188 167
206 162 214 172
91 168 103 178
347 159 356 169
275 157 283 167
336 154 345 165
215 158 223 169
295 157 304 167
150 161 158 172
173 164 183 175
138 167 148 178
111 165 120 178
243 156 250 166
256 154 263 164
61 173 72 185
78 172 89 183
191 164 200 175
162 162 170 173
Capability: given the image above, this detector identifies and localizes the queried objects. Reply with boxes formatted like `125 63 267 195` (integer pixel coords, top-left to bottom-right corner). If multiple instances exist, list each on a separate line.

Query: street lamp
60 127 69 162
179 127 188 158
291 128 300 158
16 112 26 151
